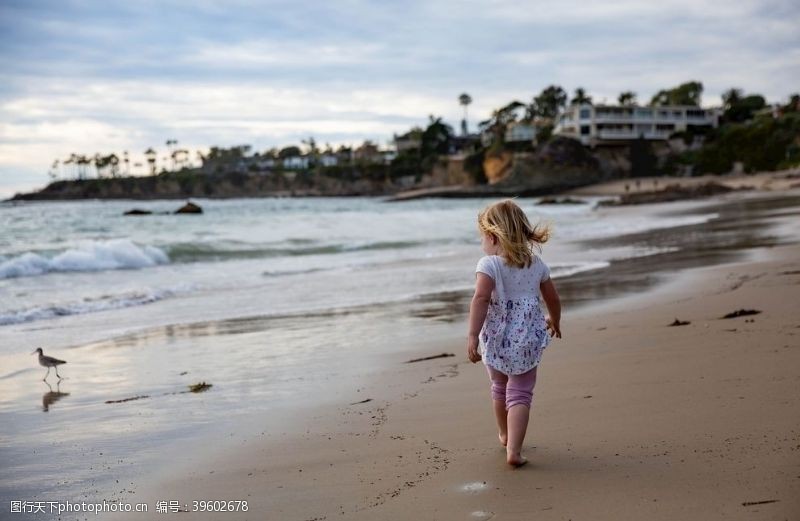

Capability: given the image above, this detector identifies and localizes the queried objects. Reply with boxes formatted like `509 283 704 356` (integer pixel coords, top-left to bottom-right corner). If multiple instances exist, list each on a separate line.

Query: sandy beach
117 226 800 519
565 168 800 196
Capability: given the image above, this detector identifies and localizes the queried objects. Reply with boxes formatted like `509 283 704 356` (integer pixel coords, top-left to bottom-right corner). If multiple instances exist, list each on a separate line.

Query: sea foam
0 239 169 279
0 286 188 326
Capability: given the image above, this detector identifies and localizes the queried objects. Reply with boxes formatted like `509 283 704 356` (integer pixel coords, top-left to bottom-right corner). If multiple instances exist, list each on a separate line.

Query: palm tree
172 149 189 170
458 93 472 135
721 88 743 110
108 154 120 177
48 159 60 181
63 154 76 179
123 150 130 176
76 155 91 179
144 148 157 176
165 139 178 171
618 91 637 106
478 101 525 146
571 87 592 105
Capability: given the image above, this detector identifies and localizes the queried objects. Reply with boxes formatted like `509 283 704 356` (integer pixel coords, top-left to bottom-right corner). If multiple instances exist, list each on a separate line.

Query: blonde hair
478 199 550 268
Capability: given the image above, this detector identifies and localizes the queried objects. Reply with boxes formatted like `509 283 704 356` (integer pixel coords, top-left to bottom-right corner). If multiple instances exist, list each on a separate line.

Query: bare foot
506 453 528 468
498 433 508 447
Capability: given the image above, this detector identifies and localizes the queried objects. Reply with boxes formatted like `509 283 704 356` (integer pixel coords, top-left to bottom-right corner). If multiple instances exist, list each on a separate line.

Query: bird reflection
42 381 70 412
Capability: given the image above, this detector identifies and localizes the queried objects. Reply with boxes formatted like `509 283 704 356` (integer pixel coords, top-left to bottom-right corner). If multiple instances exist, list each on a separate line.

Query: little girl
466 199 562 467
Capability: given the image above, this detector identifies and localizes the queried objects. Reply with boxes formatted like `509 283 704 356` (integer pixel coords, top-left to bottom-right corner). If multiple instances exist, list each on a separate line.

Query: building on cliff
554 103 719 146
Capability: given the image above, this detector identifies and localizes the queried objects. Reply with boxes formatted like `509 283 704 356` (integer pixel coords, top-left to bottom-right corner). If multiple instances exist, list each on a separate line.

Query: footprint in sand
460 481 489 493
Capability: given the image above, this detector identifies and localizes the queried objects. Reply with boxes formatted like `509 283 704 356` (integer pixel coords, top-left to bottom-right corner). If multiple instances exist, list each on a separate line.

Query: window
580 125 590 135
579 109 591 119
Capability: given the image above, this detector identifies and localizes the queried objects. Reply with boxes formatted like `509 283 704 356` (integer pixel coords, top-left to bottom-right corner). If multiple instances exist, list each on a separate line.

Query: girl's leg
485 365 509 446
493 400 508 447
505 366 538 467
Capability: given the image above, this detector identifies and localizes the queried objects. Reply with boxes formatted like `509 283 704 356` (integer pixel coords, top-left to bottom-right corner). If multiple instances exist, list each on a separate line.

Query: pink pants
486 364 538 410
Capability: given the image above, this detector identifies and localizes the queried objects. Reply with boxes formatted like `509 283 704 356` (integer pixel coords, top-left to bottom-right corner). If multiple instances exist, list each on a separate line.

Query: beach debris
174 201 203 214
583 395 593 399
350 398 373 405
405 353 455 363
123 208 153 215
106 381 212 405
741 499 779 507
179 371 188 376
188 381 212 393
668 318 691 326
721 309 761 319
106 395 150 404
32 348 66 381
536 197 586 205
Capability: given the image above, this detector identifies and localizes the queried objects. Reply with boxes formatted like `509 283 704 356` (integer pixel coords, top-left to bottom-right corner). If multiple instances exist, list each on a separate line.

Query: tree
722 88 743 110
278 146 301 158
76 155 91 179
421 115 454 160
784 93 800 113
529 85 567 120
649 81 703 106
63 154 76 179
723 91 766 123
570 87 592 105
165 139 178 171
172 149 189 170
618 91 637 106
144 148 157 176
48 159 60 181
478 101 525 147
458 93 473 135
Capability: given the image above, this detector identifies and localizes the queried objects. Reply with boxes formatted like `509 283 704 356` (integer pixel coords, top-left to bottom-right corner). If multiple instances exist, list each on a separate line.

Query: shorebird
32 348 66 380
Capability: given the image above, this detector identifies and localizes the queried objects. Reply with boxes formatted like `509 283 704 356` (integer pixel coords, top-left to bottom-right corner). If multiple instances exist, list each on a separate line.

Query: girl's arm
540 279 562 338
467 273 495 363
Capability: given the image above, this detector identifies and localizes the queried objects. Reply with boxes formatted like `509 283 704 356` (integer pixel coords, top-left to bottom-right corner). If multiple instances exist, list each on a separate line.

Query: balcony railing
596 130 673 140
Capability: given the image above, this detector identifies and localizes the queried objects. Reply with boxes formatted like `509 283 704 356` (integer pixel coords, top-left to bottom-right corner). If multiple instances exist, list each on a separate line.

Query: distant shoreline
6 168 798 204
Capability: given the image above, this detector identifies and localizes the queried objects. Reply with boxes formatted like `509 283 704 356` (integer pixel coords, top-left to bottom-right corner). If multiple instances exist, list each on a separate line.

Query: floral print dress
476 254 551 375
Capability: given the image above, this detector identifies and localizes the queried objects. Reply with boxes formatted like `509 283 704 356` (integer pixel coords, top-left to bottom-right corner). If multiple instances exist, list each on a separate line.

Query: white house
554 104 720 146
320 153 338 167
282 155 310 170
504 122 537 143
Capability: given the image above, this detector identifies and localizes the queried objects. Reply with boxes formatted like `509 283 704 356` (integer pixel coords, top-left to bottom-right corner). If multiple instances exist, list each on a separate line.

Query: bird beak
31 349 38 355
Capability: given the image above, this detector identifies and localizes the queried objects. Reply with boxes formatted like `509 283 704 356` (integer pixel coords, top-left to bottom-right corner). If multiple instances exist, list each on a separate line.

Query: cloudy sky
1 0 798 197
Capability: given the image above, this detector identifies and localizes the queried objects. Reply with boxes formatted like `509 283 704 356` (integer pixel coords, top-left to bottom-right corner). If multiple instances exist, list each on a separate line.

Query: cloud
0 0 798 193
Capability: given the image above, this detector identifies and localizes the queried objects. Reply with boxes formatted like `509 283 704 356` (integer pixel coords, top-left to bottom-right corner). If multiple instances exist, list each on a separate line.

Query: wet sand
565 168 800 197
117 226 800 518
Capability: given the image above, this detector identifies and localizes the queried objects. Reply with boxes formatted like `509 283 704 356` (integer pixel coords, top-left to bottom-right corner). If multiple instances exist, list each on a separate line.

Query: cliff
8 170 398 201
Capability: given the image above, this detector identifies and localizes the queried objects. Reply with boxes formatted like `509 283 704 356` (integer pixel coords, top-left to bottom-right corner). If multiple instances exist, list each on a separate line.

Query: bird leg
55 367 62 379
43 367 50 381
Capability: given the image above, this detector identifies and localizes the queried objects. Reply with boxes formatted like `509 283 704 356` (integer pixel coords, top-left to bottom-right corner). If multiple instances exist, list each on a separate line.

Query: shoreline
112 236 800 518
5 169 799 204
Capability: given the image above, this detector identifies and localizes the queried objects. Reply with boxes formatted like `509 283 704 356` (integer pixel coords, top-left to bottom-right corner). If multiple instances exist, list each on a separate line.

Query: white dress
476 254 551 375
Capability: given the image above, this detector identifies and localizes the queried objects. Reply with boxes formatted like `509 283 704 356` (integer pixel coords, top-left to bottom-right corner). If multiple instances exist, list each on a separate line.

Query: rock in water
124 208 153 215
174 202 203 214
